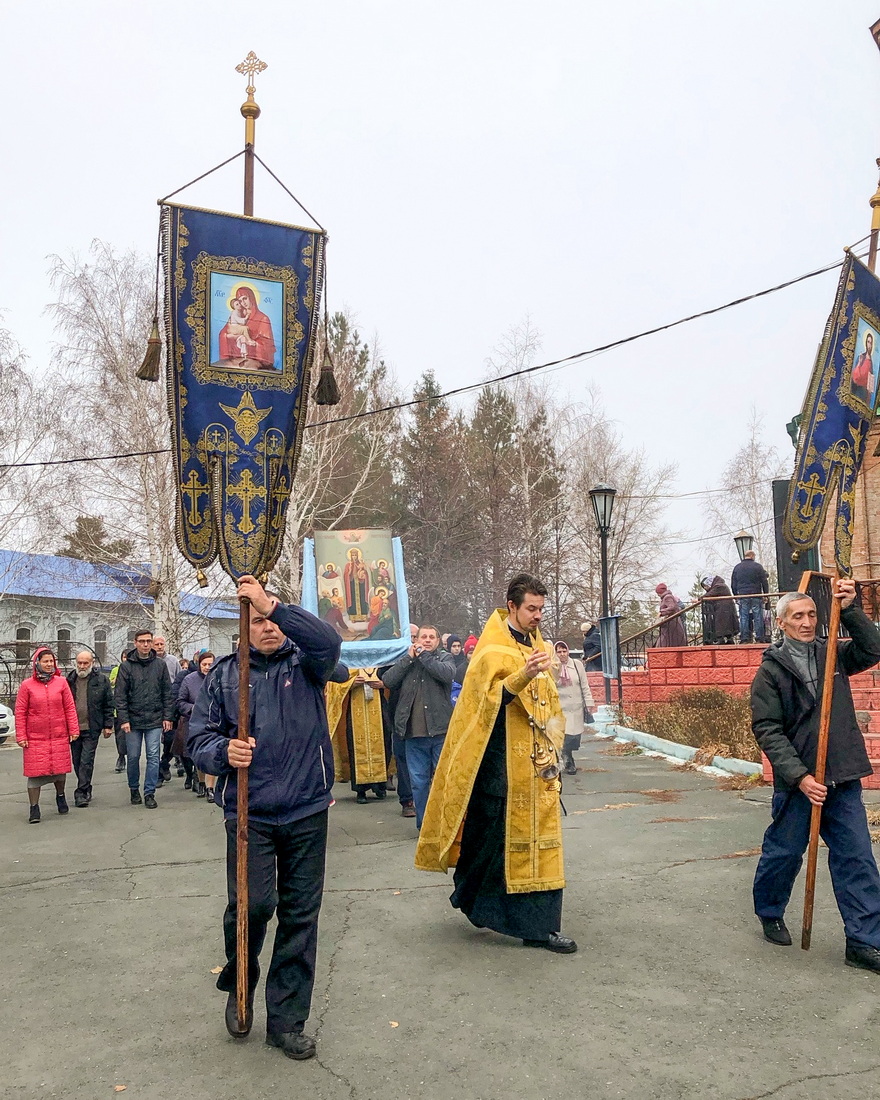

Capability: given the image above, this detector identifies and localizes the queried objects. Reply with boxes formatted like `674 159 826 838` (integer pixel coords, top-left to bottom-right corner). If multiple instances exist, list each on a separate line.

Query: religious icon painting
161 201 325 579
848 316 880 411
209 273 284 372
313 529 401 643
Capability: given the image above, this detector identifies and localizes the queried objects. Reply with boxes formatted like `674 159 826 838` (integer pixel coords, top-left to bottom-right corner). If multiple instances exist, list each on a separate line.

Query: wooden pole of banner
801 577 841 950
232 50 267 1035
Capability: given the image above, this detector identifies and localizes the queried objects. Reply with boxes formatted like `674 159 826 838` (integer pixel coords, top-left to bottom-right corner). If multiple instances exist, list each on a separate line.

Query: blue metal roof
0 550 238 620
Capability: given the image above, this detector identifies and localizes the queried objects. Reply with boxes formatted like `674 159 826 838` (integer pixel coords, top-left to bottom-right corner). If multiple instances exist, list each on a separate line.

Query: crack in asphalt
0 856 225 892
119 826 153 900
313 892 358 1099
738 1061 880 1099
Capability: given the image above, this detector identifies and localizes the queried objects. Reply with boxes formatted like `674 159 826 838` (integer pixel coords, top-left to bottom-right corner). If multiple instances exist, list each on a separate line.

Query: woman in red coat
15 646 79 823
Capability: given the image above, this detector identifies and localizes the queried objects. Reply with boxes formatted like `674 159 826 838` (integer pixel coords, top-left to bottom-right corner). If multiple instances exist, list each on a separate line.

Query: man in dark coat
581 621 602 671
66 651 114 807
381 626 456 828
751 580 880 971
114 630 173 809
731 550 770 643
188 575 340 1059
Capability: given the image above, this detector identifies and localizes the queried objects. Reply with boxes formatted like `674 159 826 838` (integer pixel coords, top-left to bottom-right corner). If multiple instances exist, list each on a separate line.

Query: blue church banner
161 202 325 579
785 253 880 574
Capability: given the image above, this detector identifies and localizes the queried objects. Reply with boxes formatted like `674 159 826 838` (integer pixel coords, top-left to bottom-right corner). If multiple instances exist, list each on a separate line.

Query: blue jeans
405 734 446 827
125 727 162 796
738 596 766 642
753 781 880 948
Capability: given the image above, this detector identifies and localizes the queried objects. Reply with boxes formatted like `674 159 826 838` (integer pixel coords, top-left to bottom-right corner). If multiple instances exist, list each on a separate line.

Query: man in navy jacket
188 575 341 1059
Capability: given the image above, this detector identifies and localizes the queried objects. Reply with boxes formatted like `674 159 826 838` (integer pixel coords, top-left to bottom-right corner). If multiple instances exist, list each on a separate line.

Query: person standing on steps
751 580 880 972
114 629 173 810
15 647 80 823
66 651 114 807
187 575 341 1060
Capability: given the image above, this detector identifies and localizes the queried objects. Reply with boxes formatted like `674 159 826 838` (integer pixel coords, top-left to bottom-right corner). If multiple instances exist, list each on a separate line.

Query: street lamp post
589 484 617 705
734 530 755 561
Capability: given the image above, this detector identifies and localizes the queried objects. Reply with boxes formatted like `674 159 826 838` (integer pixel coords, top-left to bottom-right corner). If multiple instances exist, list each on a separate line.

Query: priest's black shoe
760 918 792 946
224 991 254 1038
523 932 578 954
266 1031 317 1060
845 944 880 973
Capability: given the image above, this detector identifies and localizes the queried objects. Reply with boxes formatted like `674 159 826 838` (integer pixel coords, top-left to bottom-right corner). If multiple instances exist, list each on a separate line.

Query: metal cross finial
236 51 268 93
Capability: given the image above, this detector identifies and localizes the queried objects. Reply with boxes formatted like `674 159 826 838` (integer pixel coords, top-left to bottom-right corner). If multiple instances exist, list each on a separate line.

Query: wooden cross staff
800 574 842 951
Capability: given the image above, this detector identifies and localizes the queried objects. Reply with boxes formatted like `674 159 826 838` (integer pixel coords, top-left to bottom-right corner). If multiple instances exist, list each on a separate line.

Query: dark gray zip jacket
381 649 455 738
750 605 880 790
114 649 173 728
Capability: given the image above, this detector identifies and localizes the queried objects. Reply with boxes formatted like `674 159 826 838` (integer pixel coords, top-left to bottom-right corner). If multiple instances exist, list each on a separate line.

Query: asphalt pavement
2 732 880 1100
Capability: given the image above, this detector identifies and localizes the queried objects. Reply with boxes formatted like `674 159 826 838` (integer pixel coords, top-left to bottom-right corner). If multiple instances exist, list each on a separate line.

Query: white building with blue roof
0 550 239 680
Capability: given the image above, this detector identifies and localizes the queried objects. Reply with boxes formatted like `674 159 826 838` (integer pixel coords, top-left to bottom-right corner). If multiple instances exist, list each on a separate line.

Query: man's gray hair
776 591 815 622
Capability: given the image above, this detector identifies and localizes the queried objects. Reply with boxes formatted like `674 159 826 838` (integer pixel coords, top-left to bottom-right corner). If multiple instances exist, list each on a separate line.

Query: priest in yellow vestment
326 666 391 803
415 573 577 953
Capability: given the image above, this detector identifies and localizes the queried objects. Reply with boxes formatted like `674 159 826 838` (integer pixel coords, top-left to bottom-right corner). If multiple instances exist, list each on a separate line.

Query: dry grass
618 688 761 763
602 740 643 757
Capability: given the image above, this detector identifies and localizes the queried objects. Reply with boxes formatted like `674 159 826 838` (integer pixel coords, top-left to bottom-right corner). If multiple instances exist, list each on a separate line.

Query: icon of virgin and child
212 282 279 371
317 547 399 641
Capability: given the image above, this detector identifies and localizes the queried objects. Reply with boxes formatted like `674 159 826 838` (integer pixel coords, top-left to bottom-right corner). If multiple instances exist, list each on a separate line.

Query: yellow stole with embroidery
325 669 387 786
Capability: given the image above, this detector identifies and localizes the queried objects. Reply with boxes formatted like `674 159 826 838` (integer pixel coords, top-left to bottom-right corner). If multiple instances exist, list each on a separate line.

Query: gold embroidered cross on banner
228 469 266 535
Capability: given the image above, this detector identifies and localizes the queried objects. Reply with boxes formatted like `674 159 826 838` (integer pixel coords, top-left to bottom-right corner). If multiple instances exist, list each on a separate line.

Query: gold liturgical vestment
415 609 565 894
325 670 388 786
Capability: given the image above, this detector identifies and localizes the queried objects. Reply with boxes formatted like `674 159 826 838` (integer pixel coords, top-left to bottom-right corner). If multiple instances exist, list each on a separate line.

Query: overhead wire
0 245 860 472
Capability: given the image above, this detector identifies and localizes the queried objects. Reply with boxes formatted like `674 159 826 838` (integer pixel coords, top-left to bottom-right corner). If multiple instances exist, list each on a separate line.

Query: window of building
94 628 108 667
15 625 32 662
56 627 73 665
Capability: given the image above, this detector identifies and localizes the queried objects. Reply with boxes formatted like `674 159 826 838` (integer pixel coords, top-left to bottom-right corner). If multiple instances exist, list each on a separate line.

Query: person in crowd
700 574 739 645
15 647 80 824
176 651 215 799
379 660 415 819
65 651 114 807
416 573 576 954
326 664 392 803
381 626 456 828
732 549 770 644
447 635 468 684
751 581 880 972
580 621 602 671
172 650 202 790
187 575 340 1057
114 629 173 809
463 635 478 661
109 650 127 772
655 583 688 648
553 640 594 774
154 635 181 783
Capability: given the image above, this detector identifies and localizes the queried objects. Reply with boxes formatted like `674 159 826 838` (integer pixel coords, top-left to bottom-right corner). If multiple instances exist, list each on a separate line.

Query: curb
590 718 761 777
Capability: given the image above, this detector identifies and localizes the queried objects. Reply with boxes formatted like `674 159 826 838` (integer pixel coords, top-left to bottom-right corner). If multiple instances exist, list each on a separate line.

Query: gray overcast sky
4 1 880 597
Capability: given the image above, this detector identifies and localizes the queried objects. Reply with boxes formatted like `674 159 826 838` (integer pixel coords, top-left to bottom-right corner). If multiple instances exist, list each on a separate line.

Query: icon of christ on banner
850 320 880 409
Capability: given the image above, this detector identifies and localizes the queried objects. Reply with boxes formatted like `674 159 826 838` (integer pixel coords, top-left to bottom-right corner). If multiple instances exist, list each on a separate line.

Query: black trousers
71 730 101 799
217 810 328 1034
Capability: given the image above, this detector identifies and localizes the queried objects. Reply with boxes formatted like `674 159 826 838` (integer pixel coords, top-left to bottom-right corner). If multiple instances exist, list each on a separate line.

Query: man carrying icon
415 573 576 954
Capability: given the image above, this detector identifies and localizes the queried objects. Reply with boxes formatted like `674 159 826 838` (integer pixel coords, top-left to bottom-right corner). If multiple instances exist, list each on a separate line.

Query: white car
0 703 14 745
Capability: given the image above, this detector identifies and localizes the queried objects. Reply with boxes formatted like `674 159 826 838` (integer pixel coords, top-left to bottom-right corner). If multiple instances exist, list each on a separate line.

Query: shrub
618 688 760 763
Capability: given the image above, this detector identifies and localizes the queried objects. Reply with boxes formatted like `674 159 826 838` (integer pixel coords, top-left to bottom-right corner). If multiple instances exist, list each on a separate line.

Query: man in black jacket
381 625 455 828
751 579 880 971
188 575 340 1059
114 630 173 809
66 651 114 807
731 550 770 643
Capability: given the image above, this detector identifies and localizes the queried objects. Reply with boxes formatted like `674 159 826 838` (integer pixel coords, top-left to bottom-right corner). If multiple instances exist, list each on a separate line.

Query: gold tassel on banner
137 317 162 381
313 344 340 405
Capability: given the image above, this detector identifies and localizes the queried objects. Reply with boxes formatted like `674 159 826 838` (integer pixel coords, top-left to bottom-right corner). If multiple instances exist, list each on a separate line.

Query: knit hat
655 583 668 595
446 634 462 652
463 635 478 655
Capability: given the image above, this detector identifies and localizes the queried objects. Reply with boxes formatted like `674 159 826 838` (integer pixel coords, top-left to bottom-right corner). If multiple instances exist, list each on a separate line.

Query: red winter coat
15 647 79 777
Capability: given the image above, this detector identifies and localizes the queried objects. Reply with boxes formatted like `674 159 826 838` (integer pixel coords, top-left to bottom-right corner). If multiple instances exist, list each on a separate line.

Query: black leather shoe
266 1031 316 1060
144 793 158 809
74 794 88 808
846 944 880 972
356 793 368 804
115 756 126 772
373 787 387 800
523 932 578 954
130 789 142 805
225 991 254 1038
56 794 69 814
760 918 792 946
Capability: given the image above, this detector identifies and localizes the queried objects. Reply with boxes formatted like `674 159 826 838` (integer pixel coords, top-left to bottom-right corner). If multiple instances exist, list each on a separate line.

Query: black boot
28 804 40 824
56 793 69 815
266 1030 316 1060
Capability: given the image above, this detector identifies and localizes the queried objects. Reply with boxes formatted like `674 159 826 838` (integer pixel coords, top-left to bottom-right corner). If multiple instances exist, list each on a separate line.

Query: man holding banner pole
188 575 340 1057
750 578 880 971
